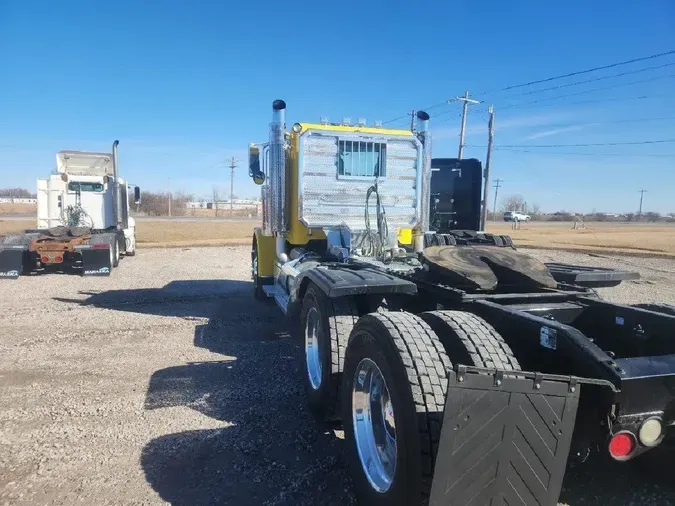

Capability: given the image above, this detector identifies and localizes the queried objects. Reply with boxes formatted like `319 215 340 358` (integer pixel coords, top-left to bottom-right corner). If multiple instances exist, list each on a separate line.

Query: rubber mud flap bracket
0 246 24 279
430 367 581 506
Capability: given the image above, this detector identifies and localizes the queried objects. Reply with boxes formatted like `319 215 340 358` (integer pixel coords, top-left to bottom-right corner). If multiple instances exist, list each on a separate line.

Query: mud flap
77 245 112 276
0 245 25 279
430 366 580 506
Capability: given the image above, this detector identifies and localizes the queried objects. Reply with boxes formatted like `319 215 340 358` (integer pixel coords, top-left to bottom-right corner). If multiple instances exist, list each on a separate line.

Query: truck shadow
54 279 353 505
141 311 354 506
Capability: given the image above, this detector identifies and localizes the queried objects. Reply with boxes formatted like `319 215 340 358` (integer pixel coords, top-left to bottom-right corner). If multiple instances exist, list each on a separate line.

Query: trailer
247 101 675 505
0 141 140 278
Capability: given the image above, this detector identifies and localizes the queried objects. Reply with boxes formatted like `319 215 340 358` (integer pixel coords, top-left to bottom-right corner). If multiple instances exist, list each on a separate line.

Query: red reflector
41 256 49 263
609 433 634 458
92 244 108 249
55 256 63 263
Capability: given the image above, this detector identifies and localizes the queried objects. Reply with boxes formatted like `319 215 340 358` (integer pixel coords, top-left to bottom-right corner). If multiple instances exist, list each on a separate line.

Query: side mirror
249 145 265 185
134 186 141 204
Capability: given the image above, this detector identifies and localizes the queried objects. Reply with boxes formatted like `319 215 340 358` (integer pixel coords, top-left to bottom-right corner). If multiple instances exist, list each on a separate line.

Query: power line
382 50 675 125
497 62 675 100
475 49 675 96
493 147 675 158
497 73 675 110
471 139 675 148
473 94 665 114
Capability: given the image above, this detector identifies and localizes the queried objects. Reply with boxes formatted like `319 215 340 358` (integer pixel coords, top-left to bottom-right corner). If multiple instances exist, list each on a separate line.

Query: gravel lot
1 246 675 506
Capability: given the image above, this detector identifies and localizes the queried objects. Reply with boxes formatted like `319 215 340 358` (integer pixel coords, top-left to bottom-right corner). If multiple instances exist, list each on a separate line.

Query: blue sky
1 0 674 213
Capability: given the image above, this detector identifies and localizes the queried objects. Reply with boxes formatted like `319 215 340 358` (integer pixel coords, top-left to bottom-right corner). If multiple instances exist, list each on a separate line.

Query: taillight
608 432 635 460
41 256 49 263
55 256 63 263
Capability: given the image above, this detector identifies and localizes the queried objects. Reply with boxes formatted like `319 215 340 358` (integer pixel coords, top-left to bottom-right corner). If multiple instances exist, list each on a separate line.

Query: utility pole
229 157 237 215
455 90 480 159
638 189 647 218
168 177 172 217
409 110 416 132
480 105 495 230
492 178 504 222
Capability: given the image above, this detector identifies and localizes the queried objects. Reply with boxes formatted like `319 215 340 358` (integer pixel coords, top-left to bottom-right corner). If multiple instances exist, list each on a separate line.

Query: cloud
524 124 588 140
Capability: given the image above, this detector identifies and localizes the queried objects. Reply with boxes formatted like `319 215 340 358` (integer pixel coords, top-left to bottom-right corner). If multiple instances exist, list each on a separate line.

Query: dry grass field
487 222 675 257
0 219 256 247
2 218 674 255
0 202 36 215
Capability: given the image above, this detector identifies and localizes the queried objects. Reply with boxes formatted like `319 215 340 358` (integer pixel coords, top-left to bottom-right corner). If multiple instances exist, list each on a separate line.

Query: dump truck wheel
500 234 514 247
420 310 521 371
632 303 675 316
301 284 358 421
342 312 451 505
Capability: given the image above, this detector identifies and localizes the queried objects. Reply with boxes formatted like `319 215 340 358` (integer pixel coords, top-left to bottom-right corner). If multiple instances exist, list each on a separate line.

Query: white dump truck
0 141 140 278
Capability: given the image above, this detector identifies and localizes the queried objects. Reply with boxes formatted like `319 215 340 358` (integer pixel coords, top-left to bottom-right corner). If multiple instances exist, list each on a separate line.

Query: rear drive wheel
112 237 120 267
251 239 265 300
300 284 358 421
420 310 520 371
342 312 451 505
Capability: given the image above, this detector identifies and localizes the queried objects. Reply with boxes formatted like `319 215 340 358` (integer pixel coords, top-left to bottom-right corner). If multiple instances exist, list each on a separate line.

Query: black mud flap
0 245 25 279
430 366 581 506
77 245 112 276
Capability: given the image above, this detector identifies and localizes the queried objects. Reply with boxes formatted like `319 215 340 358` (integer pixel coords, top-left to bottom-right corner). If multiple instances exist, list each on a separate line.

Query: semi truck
0 141 140 278
247 100 675 506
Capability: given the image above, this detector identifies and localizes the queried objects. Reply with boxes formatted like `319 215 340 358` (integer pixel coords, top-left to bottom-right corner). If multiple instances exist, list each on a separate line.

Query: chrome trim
352 357 397 493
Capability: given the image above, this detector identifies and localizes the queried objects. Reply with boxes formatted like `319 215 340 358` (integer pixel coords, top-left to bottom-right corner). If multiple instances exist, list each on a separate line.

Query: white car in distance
503 211 531 222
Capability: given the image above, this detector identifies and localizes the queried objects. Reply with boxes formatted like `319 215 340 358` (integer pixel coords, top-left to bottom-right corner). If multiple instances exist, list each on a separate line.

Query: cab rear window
68 182 103 192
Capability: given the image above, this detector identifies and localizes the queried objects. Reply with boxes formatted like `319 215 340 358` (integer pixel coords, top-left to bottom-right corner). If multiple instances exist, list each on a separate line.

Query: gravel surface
1 246 674 506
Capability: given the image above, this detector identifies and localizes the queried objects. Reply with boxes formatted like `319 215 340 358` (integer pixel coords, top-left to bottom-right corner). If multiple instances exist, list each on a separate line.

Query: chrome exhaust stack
414 111 431 253
112 140 121 229
270 100 288 262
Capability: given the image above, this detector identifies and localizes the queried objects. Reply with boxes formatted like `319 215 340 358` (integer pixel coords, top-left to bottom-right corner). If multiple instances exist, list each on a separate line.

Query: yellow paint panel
397 228 413 245
298 123 413 137
254 228 275 277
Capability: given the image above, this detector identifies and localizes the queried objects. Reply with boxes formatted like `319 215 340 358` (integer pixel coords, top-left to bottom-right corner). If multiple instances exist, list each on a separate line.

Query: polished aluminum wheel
352 357 397 493
305 306 322 390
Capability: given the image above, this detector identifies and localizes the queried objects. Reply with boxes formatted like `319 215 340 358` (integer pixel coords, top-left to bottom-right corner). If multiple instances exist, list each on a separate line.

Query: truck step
262 284 289 314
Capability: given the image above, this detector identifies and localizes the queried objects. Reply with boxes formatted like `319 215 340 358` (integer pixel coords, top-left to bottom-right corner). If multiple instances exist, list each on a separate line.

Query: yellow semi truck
246 100 673 506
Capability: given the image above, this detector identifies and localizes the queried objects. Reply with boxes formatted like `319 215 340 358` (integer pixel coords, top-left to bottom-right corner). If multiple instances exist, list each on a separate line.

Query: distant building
0 197 37 204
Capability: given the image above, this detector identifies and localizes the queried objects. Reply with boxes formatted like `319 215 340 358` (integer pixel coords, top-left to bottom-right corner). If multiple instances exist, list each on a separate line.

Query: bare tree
500 194 526 212
0 188 36 199
212 186 220 217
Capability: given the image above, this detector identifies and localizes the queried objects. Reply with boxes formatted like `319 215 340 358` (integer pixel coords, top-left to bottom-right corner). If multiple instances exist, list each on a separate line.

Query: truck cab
248 100 432 309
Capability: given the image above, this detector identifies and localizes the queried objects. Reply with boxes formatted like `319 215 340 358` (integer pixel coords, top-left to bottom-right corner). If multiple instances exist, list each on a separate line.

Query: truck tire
251 239 265 300
419 310 521 371
112 236 120 267
341 312 451 506
500 234 514 247
632 303 675 317
300 284 358 421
